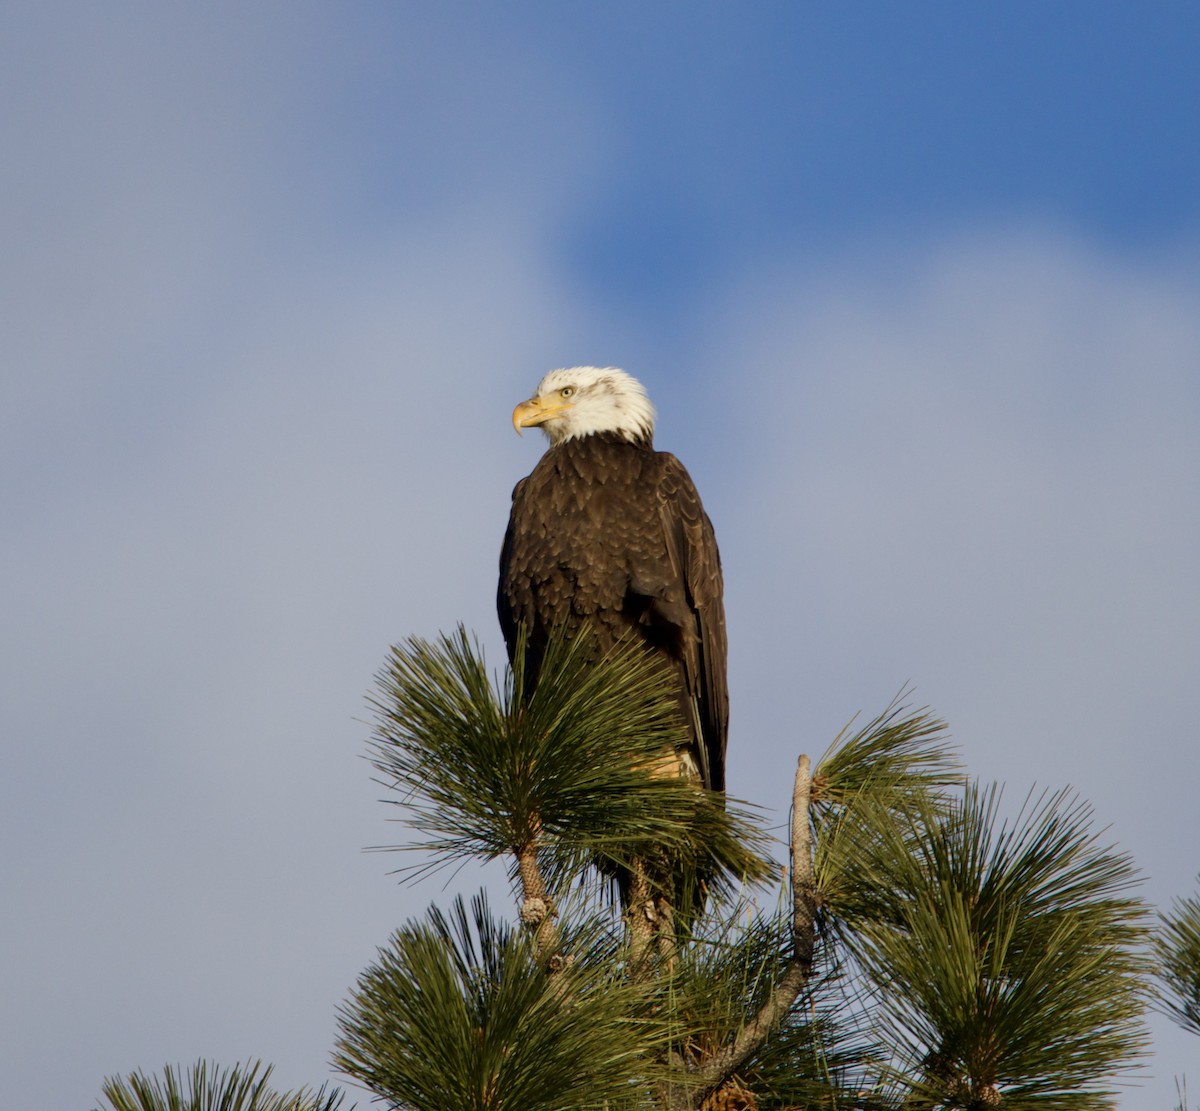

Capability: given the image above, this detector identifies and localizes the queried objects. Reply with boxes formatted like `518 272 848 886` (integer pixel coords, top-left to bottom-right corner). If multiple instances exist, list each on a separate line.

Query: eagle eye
560 386 575 399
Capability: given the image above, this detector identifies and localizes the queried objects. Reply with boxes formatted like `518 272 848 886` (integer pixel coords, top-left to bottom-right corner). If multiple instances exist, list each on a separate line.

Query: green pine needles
366 626 770 900
340 631 1154 1110
96 628 1170 1110
335 892 658 1110
95 1060 345 1111
842 785 1149 1109
1157 884 1200 1038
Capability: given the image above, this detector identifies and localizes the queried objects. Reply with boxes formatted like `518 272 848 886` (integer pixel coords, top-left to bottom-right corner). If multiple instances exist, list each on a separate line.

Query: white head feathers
513 366 657 446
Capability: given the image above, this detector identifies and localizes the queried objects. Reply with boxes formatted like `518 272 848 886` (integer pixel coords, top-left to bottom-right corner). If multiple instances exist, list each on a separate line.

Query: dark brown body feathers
498 432 727 792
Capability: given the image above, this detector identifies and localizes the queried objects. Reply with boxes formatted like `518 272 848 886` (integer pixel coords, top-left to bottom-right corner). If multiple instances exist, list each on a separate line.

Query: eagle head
512 367 656 446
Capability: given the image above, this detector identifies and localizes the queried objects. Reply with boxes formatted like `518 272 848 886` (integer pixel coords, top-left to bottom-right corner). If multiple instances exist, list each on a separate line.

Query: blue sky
3 4 1199 1108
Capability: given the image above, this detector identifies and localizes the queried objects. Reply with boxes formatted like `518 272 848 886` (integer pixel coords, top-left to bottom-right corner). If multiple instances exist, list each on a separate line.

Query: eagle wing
655 453 728 792
496 476 527 663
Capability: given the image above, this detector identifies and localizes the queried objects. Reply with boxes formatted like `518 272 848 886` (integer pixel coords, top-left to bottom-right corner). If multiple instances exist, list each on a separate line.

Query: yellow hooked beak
511 396 571 435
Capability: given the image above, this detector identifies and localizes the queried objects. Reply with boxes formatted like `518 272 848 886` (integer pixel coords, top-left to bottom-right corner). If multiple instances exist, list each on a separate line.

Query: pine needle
367 625 771 897
1155 882 1200 1038
95 1060 346 1111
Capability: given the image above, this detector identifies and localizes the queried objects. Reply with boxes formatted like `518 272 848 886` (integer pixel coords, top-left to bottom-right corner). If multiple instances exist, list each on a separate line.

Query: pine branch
848 783 1151 1107
1155 883 1200 1038
626 856 659 980
815 693 961 807
515 835 560 968
368 626 771 899
95 1060 347 1111
810 697 961 939
662 902 893 1110
335 892 660 1111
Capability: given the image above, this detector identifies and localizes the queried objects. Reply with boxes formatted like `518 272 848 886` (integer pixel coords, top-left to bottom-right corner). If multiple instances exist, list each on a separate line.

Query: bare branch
626 855 658 980
683 754 817 1108
790 754 817 971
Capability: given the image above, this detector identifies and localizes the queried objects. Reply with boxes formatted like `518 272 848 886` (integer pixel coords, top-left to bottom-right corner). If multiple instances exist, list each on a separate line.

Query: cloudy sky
3 4 1198 1107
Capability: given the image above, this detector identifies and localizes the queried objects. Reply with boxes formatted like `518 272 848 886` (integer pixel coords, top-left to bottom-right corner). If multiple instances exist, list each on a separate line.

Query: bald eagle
497 367 727 795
